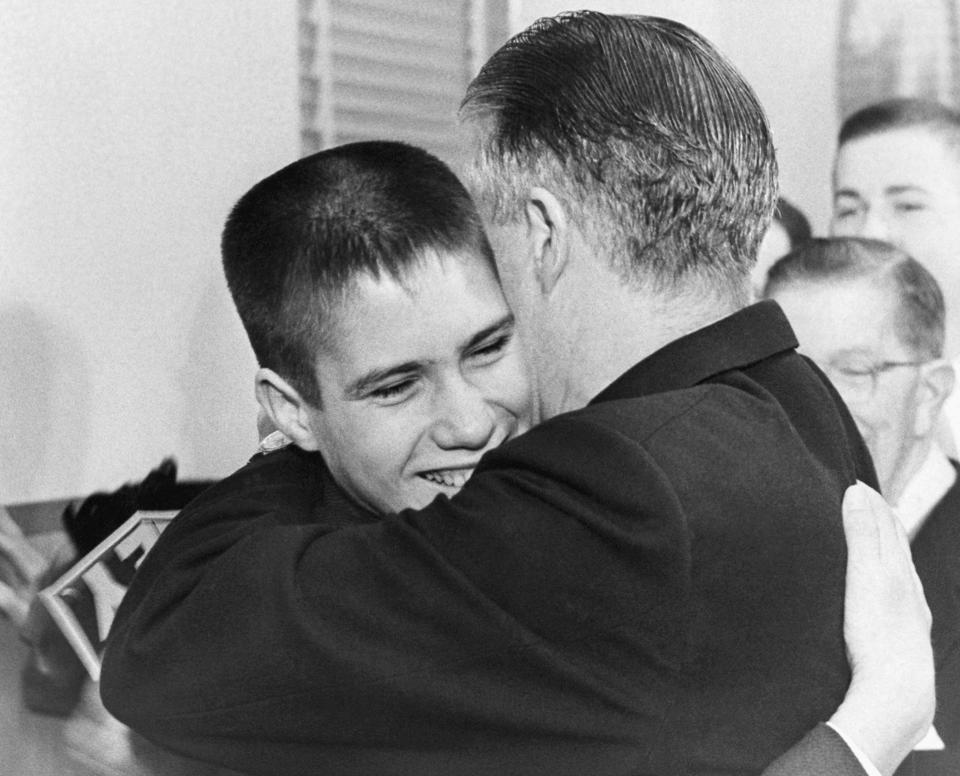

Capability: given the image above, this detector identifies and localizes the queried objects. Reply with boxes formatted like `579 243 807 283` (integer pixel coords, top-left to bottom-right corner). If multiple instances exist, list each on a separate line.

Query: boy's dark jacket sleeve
101 395 871 776
101 426 694 774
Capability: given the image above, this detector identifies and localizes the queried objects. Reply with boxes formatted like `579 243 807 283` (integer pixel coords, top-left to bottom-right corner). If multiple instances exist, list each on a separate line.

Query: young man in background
831 98 960 451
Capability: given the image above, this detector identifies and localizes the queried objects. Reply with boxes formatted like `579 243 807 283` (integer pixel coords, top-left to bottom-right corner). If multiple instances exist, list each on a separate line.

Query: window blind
300 0 510 167
837 0 960 119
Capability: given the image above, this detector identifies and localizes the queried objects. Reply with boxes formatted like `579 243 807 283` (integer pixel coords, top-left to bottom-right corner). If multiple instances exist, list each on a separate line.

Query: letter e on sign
39 511 176 681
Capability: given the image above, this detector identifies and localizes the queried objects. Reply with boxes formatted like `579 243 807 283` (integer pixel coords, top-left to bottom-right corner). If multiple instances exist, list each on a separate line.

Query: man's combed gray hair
460 11 778 296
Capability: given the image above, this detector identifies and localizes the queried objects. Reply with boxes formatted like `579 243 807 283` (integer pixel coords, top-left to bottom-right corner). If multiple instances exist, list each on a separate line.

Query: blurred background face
304 249 532 514
831 128 960 356
771 277 927 500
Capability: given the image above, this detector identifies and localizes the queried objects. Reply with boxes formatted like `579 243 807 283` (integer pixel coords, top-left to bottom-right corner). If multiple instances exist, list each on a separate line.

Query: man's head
458 12 778 415
223 141 532 514
764 237 954 502
831 98 960 355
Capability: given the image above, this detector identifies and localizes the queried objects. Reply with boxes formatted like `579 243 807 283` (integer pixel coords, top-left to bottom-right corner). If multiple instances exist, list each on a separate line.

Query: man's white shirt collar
940 356 960 457
889 441 953 754
893 444 956 542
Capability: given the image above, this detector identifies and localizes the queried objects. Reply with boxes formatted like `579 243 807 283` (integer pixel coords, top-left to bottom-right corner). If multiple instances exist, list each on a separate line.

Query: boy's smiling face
302 248 532 514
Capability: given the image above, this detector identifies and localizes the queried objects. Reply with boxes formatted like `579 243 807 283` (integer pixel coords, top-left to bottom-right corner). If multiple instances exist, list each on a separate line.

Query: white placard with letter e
38 511 176 682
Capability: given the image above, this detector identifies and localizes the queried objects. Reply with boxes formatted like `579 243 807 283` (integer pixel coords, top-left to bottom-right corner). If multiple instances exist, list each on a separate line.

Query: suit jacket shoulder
763 725 865 776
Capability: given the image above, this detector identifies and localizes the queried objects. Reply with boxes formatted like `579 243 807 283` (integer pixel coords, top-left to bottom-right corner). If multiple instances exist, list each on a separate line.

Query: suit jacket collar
589 300 798 405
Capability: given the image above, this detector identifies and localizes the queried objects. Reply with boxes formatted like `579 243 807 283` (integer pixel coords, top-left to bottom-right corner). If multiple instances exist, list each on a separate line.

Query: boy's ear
525 186 569 295
254 368 321 451
914 359 956 438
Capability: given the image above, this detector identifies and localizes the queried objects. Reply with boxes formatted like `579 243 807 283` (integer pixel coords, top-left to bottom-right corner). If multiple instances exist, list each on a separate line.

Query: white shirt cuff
825 721 883 776
914 724 945 751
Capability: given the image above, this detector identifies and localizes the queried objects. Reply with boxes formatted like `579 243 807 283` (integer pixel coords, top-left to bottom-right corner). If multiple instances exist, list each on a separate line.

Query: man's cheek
490 359 530 412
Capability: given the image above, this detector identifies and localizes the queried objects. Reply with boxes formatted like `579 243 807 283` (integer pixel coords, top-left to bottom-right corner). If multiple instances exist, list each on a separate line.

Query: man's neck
537 274 745 419
891 439 954 541
887 437 936 508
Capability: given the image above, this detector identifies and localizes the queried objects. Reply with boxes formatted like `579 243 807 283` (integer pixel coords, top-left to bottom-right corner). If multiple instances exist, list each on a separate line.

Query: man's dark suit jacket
897 466 960 776
102 302 877 776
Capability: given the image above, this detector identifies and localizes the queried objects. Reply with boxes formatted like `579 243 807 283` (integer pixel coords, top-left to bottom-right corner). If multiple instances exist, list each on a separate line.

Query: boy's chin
400 477 468 511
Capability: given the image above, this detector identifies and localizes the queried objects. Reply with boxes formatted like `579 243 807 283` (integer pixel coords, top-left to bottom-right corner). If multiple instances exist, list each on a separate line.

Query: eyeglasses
822 359 927 400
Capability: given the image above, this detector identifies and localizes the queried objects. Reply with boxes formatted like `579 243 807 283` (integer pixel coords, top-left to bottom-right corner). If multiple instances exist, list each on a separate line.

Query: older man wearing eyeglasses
764 236 960 776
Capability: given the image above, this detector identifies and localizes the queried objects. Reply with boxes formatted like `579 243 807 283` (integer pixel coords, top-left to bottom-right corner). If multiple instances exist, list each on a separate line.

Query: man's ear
254 368 321 451
525 186 569 295
914 359 956 437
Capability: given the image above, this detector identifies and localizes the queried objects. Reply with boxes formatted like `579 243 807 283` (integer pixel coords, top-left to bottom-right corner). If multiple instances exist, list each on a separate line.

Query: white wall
1 2 300 503
515 1 841 232
0 1 844 503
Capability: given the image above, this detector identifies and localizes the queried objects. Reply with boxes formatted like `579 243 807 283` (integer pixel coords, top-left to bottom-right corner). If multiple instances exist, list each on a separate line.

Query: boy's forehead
319 248 505 361
338 246 496 307
838 127 960 179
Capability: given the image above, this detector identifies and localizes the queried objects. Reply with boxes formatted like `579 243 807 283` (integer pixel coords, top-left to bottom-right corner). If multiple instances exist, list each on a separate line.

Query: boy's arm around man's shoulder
99 417 696 772
99 431 934 776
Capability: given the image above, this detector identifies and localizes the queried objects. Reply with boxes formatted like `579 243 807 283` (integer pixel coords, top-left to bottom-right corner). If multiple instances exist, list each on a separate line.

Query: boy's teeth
422 469 471 488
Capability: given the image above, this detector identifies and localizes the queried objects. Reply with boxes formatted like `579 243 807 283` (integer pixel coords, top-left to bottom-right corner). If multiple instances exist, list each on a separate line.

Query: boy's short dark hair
839 97 960 159
222 141 496 406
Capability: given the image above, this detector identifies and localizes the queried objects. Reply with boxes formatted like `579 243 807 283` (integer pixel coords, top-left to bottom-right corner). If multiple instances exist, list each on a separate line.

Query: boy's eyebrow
345 361 423 399
344 314 515 400
825 346 875 363
463 314 515 352
884 184 930 196
835 184 930 199
833 188 863 200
